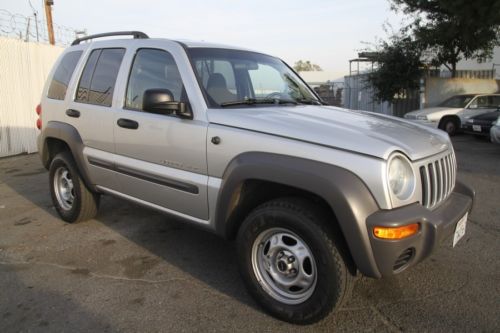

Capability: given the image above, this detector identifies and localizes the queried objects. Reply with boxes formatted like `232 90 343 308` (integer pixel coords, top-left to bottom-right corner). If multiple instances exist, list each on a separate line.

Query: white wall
0 37 63 157
425 77 500 107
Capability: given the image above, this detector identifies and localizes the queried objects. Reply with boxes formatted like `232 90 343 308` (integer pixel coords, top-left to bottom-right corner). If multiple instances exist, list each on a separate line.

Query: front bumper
463 123 492 136
405 119 439 128
365 181 474 277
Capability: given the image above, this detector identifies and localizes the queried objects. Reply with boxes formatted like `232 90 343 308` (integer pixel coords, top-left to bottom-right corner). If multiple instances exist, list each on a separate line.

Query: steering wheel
265 92 286 99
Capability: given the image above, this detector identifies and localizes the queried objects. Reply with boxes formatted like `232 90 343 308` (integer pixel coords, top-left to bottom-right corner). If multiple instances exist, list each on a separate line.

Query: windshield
187 48 320 108
438 95 474 108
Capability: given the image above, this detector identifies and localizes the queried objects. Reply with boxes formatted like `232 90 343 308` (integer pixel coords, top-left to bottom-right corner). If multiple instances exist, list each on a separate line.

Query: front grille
393 248 414 271
419 151 456 209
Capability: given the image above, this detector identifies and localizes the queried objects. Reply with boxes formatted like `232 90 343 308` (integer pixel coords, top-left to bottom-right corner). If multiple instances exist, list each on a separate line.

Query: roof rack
71 31 149 46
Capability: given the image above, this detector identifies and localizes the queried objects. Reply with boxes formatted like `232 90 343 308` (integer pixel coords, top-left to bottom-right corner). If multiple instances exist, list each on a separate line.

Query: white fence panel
0 37 63 157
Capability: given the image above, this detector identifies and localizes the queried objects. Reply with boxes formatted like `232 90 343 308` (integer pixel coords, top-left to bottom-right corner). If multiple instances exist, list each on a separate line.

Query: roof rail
71 31 149 46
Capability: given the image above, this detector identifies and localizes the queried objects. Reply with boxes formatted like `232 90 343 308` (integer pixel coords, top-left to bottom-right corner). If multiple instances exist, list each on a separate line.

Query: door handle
66 109 80 118
117 118 139 129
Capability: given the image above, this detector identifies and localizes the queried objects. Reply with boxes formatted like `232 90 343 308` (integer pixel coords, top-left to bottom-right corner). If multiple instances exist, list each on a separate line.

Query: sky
1 0 405 78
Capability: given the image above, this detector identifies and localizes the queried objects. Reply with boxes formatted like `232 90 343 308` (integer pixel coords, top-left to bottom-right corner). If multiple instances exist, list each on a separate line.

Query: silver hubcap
53 167 75 210
251 228 317 304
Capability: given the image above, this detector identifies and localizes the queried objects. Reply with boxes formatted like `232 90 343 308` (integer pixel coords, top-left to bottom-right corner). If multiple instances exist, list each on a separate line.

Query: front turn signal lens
373 223 419 240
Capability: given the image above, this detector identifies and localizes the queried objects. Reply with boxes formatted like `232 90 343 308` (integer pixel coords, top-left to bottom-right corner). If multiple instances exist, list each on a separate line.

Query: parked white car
491 115 500 144
404 94 500 135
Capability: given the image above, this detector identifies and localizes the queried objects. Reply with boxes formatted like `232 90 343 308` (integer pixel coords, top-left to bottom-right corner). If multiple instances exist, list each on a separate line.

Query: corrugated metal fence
344 74 393 114
0 37 63 157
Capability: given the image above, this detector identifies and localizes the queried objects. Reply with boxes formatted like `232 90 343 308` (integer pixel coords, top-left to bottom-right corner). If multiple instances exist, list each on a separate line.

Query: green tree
391 0 500 76
293 60 323 71
365 35 423 103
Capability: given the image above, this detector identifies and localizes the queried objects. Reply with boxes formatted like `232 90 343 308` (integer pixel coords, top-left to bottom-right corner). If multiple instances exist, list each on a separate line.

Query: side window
76 49 100 103
75 48 125 107
47 51 82 100
125 49 184 111
492 96 500 107
475 96 489 108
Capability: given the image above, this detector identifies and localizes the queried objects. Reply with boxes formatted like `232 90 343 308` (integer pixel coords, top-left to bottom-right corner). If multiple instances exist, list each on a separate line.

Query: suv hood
207 105 450 161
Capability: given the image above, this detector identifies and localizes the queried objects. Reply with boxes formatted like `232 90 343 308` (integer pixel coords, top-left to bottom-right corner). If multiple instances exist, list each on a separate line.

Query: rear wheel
237 198 354 324
49 152 99 223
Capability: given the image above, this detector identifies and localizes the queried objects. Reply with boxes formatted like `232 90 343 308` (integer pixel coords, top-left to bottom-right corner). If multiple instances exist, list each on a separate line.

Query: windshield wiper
220 98 298 107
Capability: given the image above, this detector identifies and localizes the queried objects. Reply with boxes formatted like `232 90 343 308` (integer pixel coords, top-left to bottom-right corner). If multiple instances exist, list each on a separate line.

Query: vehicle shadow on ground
95 195 258 309
0 154 258 311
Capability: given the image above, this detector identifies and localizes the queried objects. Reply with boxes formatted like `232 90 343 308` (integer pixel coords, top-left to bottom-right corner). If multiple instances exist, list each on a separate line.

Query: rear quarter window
47 51 83 100
75 48 125 107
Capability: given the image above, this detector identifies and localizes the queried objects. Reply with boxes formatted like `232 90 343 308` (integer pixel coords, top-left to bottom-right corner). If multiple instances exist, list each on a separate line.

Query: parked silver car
36 31 474 324
404 94 500 135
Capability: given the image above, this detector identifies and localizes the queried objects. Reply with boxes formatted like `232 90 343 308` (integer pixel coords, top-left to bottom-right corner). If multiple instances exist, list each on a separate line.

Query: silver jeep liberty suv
37 31 474 324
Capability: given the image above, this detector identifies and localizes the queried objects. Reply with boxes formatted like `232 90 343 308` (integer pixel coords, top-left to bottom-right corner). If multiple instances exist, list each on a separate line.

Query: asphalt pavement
0 135 499 332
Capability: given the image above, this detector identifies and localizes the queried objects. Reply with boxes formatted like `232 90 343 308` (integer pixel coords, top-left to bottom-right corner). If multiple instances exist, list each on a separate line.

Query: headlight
387 153 415 201
416 115 427 121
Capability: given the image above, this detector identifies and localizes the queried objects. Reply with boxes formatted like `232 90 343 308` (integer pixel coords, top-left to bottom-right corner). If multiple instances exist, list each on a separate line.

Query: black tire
49 151 99 223
439 118 459 136
236 197 354 324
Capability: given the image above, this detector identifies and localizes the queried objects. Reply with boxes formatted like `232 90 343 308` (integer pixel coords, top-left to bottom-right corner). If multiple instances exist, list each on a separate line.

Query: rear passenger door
68 47 126 190
113 47 209 220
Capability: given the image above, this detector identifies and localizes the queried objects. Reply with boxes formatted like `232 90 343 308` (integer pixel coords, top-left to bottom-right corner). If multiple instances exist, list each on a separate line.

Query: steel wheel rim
251 227 317 305
53 166 75 211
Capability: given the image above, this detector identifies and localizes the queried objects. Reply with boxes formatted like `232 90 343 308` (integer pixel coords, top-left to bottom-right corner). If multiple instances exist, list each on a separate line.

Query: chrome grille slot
419 151 456 209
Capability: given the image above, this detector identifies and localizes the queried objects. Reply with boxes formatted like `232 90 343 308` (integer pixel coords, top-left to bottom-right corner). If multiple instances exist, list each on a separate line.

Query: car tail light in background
36 104 42 130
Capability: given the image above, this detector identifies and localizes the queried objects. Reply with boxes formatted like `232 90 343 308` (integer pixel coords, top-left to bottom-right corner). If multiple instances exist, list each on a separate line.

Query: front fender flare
214 152 382 278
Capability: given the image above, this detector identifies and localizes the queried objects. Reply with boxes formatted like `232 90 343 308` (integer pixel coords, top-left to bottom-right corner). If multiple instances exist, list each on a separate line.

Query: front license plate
453 213 467 247
472 125 482 132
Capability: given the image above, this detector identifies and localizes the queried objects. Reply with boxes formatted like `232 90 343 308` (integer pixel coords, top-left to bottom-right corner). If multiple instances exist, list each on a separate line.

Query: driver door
113 47 209 220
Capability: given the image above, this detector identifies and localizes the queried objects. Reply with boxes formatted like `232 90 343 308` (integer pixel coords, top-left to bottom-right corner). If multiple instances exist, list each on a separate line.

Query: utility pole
44 0 55 45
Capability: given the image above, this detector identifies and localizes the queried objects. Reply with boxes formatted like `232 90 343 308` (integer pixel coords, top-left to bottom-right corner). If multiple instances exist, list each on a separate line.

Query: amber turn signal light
373 223 419 240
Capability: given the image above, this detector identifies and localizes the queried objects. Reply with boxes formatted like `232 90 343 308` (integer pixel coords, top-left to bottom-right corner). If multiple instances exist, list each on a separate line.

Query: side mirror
142 89 193 119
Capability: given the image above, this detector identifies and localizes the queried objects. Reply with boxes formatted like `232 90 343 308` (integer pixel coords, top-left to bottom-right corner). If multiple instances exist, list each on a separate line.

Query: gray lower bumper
365 181 475 277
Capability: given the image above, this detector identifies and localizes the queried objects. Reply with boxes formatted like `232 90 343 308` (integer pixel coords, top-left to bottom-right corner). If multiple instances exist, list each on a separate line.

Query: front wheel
237 198 354 324
439 118 459 136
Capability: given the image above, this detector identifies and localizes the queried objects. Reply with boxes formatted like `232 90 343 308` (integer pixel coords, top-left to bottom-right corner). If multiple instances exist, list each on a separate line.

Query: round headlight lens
388 155 415 201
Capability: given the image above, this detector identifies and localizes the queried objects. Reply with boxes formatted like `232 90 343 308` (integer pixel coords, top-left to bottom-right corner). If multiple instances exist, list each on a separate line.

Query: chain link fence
0 9 85 46
311 82 344 107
